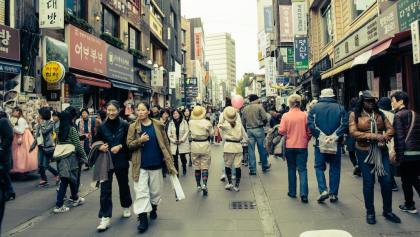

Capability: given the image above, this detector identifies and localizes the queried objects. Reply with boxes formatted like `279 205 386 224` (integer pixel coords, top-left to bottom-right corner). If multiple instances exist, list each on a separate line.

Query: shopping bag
169 175 185 201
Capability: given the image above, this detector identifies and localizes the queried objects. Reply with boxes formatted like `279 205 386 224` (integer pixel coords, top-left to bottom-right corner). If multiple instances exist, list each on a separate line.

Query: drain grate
380 232 420 237
230 201 256 209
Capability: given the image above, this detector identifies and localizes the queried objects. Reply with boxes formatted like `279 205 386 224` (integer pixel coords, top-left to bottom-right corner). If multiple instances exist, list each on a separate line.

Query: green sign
287 47 294 64
397 0 420 31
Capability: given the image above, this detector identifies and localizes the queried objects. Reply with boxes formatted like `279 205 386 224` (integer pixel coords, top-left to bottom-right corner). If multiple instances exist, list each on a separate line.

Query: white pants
133 168 163 214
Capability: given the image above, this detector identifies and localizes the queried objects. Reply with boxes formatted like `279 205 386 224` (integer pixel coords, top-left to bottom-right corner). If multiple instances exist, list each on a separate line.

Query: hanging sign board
42 61 65 83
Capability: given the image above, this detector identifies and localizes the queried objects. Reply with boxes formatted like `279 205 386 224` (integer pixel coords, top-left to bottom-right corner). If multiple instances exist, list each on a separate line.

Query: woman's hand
110 145 123 154
139 133 150 143
99 144 109 152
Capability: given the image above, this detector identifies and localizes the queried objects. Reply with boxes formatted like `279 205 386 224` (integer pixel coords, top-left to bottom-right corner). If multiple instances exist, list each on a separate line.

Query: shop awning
352 39 393 67
110 80 140 91
321 61 353 80
75 73 111 88
0 60 21 74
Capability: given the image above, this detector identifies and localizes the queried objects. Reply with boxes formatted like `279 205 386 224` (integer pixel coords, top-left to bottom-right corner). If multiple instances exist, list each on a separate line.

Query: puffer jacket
394 108 420 160
349 111 394 151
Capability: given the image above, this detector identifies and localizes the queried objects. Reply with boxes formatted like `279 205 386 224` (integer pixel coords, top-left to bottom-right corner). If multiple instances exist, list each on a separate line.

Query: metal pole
183 74 187 108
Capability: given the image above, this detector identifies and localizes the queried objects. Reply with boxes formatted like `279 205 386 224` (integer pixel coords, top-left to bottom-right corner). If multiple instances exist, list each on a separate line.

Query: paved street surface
3 144 420 237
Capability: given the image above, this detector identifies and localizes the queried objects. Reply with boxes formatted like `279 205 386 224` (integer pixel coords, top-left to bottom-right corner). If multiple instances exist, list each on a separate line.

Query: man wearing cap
242 94 269 175
308 88 348 203
189 106 214 196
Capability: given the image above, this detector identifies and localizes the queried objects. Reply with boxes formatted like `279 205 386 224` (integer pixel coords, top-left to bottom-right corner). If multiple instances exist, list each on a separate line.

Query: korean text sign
66 25 107 76
0 24 20 61
39 0 64 29
294 37 309 70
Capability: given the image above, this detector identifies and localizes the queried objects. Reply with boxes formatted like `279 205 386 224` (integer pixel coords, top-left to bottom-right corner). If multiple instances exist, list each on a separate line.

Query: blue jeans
314 147 342 195
247 128 268 172
38 147 58 181
285 148 308 197
56 177 78 207
356 149 393 215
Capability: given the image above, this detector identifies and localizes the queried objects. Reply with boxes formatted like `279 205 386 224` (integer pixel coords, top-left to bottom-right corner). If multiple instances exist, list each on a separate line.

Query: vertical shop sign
39 0 64 29
169 72 176 89
292 0 307 36
397 0 420 31
264 6 273 32
279 5 293 42
411 20 420 64
294 37 309 70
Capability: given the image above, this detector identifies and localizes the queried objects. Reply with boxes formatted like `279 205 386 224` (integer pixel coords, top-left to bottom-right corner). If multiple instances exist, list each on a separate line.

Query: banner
39 0 64 29
292 1 307 36
294 37 309 70
412 20 420 64
279 5 293 42
264 6 273 33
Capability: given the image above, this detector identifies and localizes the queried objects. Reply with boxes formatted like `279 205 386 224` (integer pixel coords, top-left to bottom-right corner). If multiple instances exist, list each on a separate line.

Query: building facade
205 33 237 97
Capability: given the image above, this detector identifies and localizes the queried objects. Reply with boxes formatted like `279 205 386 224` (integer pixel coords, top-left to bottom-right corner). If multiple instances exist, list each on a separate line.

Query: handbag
403 111 420 162
52 144 75 161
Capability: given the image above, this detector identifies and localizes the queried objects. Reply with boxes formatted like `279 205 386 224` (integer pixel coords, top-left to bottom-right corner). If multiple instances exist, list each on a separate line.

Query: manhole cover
380 232 420 237
230 201 256 209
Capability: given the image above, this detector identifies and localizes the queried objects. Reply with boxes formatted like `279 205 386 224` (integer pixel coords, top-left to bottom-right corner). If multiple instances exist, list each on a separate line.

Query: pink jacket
278 108 311 149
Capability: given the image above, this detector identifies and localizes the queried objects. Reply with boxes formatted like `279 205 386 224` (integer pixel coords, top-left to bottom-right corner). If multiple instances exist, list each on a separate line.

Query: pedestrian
10 107 38 173
189 106 214 196
150 105 160 119
183 108 191 123
391 91 420 214
241 94 270 175
126 102 177 233
346 98 361 176
31 108 59 187
76 108 93 160
94 110 107 136
53 111 86 213
349 90 401 225
159 108 171 133
94 100 133 231
378 97 399 191
218 106 245 192
279 94 311 203
0 110 14 233
167 109 190 176
307 88 348 203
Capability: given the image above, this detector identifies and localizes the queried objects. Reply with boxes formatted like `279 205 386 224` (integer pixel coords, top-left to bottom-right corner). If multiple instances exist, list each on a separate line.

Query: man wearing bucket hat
189 106 214 196
218 106 245 192
308 88 348 203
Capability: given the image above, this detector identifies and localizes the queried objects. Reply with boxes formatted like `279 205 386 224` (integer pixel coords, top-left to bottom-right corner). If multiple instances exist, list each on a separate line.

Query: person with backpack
349 90 400 225
391 91 420 214
308 88 348 203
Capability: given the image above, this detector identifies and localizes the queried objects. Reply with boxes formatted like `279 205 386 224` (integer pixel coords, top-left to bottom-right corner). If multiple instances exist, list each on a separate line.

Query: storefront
66 24 110 111
0 24 22 110
133 58 152 104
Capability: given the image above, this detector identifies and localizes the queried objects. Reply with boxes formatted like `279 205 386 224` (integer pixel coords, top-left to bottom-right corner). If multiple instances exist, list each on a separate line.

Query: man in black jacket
391 91 420 214
0 111 14 234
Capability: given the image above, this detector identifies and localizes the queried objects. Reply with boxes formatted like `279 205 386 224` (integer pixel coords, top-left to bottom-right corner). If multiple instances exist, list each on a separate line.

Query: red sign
194 32 202 59
66 25 107 76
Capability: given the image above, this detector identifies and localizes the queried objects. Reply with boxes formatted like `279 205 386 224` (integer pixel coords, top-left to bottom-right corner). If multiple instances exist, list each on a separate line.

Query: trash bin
299 230 353 237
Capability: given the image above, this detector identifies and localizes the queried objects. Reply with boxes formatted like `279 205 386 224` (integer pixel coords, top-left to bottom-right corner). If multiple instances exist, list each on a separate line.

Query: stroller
264 124 285 160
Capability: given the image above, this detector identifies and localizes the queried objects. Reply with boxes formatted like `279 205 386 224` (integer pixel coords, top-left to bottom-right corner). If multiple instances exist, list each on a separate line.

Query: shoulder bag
52 144 75 161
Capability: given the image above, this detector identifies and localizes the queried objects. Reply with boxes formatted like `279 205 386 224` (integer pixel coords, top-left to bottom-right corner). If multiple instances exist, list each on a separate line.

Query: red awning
74 73 111 88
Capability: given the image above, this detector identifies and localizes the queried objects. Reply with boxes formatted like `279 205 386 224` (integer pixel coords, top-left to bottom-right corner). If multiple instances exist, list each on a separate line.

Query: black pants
56 177 78 207
349 151 357 167
400 160 420 207
99 168 132 218
173 153 187 173
0 173 7 235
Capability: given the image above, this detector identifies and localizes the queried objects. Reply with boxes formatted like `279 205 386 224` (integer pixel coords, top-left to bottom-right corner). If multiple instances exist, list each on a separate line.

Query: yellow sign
42 61 65 83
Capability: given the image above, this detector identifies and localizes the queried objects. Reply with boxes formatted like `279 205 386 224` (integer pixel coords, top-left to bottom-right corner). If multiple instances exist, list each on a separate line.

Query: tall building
205 33 237 98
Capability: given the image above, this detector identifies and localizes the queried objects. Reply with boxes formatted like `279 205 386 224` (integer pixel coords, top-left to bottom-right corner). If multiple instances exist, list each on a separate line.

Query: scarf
173 117 183 140
364 111 386 177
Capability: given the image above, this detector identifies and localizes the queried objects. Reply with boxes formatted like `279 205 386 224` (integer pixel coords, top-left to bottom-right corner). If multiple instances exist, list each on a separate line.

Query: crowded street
2 144 420 237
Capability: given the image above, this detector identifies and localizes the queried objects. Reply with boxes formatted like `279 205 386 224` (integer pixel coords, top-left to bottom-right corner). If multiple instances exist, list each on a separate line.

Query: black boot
150 204 158 220
137 213 148 233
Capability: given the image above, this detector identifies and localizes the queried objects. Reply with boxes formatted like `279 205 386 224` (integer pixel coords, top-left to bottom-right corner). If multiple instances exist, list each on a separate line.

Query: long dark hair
354 96 385 124
58 112 72 142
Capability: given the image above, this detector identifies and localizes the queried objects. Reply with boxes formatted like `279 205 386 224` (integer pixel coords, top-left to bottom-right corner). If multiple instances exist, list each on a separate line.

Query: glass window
321 2 333 45
66 0 84 18
103 7 118 37
181 29 186 45
352 0 376 19
129 26 141 50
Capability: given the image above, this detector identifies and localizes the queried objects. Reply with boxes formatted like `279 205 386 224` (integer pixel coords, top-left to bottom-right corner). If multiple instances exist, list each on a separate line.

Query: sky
181 0 260 82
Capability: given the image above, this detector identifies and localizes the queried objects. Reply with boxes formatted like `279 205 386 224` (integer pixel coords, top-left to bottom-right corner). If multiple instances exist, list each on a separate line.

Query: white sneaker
122 208 131 218
233 185 240 192
220 174 226 182
197 185 202 192
53 206 70 213
317 191 329 203
97 217 111 232
71 197 85 207
225 183 234 190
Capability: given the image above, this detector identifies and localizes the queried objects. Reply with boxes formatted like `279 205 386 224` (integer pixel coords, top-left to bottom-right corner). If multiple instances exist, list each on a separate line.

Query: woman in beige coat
167 109 190 176
126 102 177 234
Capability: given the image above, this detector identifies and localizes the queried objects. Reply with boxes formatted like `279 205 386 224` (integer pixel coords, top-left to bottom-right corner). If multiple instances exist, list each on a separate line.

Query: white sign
412 20 420 64
264 57 277 97
169 72 176 89
39 0 64 29
151 69 163 87
292 1 307 36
